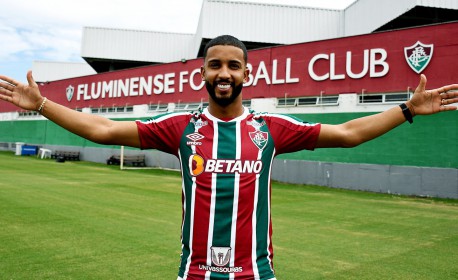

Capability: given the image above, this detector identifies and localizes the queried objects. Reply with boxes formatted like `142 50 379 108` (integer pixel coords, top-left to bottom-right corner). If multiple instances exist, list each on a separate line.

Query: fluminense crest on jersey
404 41 434 74
248 120 268 150
249 130 268 150
66 85 74 102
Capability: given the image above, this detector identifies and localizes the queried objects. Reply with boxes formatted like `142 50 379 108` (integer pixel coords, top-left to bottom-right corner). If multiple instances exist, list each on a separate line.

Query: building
1 0 457 198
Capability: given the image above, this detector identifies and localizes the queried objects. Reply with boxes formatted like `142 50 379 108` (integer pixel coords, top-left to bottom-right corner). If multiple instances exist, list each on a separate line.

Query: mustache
215 79 233 86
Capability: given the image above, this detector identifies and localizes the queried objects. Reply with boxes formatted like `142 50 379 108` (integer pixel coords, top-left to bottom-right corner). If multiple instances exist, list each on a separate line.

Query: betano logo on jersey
189 155 263 176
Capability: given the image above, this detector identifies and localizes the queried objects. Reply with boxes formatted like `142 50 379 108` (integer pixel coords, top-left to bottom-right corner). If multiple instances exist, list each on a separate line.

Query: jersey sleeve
135 112 192 155
262 113 321 155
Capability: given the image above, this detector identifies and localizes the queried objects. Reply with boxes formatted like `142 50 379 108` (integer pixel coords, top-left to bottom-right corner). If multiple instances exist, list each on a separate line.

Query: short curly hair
203 35 248 64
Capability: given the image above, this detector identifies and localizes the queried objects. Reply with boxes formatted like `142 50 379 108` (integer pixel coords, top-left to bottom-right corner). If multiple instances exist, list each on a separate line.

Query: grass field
0 151 457 279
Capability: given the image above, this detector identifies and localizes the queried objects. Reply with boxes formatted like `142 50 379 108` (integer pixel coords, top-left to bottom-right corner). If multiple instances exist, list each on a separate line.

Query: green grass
0 151 457 279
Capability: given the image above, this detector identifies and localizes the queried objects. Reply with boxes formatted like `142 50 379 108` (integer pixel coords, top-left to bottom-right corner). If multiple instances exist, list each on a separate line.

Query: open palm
410 74 458 115
0 71 43 111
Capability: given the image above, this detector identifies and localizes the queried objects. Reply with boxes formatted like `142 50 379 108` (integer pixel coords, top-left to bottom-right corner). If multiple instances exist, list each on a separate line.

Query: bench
107 154 146 167
51 151 80 161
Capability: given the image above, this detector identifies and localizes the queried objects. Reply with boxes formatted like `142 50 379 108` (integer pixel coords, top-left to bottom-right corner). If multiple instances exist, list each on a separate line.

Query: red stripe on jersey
233 119 263 277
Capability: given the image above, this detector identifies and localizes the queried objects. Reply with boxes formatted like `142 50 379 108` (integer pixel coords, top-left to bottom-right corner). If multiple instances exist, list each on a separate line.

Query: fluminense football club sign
404 41 434 74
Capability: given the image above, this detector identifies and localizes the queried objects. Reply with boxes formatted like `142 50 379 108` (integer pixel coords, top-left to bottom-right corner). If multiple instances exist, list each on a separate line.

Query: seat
37 148 52 159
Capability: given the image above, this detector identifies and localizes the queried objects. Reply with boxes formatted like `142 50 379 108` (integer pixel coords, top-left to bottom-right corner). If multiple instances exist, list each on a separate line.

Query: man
0 35 457 279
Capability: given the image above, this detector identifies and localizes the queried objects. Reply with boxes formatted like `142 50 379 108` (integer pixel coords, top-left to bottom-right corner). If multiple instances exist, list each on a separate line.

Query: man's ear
201 66 205 80
243 67 249 83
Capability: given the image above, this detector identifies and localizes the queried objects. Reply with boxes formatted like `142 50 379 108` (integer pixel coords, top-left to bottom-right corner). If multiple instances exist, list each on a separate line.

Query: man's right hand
0 70 44 112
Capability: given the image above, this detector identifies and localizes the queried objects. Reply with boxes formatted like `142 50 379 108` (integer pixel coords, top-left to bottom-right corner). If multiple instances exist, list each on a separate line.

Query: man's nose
218 65 231 79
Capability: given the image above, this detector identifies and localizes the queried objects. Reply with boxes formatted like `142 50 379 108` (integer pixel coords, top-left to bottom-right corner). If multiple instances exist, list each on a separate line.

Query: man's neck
207 102 244 120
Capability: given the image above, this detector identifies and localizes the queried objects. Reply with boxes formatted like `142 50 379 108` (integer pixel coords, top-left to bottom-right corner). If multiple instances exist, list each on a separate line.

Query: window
297 97 317 106
18 111 40 117
277 96 339 108
148 103 168 112
318 96 339 105
114 106 133 113
175 102 203 111
385 93 411 103
358 93 411 104
359 94 383 103
277 98 296 107
242 100 251 109
91 105 133 114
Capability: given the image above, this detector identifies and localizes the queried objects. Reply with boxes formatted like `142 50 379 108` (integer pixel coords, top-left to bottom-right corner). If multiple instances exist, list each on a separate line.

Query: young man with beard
1 35 457 279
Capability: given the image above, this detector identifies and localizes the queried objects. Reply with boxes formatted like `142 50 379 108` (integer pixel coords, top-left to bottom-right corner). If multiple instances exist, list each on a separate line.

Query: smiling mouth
217 84 231 91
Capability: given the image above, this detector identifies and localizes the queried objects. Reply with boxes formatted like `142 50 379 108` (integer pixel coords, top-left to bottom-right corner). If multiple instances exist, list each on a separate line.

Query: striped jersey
136 107 321 280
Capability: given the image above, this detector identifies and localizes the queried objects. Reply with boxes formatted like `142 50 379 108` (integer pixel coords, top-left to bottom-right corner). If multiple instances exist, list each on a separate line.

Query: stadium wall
1 110 456 199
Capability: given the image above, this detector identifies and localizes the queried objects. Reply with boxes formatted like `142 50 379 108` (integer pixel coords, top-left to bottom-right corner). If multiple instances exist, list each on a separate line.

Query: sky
0 0 356 82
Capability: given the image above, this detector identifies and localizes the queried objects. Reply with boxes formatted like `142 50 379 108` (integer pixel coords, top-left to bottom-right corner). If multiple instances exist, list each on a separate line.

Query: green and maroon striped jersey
137 107 320 279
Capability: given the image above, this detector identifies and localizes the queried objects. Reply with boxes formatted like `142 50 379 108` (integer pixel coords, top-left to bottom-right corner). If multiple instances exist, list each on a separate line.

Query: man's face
201 45 249 107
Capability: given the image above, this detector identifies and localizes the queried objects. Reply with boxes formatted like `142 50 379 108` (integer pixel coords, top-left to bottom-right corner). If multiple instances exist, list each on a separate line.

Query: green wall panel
0 111 456 168
0 120 47 143
278 110 458 168
44 121 86 146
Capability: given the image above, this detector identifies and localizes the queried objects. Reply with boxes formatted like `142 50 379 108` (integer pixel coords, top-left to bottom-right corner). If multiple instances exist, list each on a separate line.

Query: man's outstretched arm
316 74 458 148
0 71 141 148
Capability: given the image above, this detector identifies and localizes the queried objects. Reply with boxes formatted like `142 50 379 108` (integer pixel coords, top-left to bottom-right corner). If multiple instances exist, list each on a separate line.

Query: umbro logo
186 132 204 141
186 132 204 146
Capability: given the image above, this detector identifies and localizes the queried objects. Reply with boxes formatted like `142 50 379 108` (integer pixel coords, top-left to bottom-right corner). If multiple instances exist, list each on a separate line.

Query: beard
206 80 243 107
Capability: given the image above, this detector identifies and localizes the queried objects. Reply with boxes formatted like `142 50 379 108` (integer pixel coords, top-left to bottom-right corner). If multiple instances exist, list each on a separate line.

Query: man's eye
209 63 219 68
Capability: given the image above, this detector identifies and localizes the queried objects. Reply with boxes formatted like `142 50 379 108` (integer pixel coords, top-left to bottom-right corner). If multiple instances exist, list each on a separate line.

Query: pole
120 146 124 170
